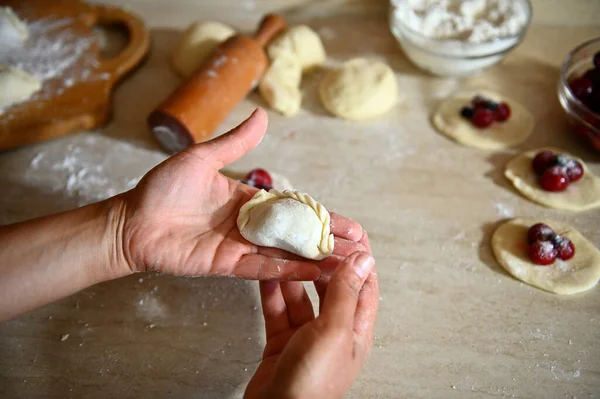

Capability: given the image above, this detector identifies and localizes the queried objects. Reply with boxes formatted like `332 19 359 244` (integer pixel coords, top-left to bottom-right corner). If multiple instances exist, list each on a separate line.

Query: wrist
101 194 134 280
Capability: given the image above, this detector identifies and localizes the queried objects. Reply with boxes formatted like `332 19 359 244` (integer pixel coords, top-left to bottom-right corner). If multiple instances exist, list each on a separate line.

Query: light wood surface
1 1 600 398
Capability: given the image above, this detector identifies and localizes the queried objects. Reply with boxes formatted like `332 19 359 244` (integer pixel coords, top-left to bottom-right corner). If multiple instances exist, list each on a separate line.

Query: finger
330 213 363 242
314 274 331 314
259 281 289 338
333 237 366 257
280 282 315 327
258 238 364 266
198 108 268 169
354 268 379 349
234 254 321 281
360 230 372 255
320 252 374 329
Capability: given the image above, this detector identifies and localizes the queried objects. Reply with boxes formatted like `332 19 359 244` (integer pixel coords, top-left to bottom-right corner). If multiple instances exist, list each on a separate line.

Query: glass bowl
557 37 600 153
388 0 532 76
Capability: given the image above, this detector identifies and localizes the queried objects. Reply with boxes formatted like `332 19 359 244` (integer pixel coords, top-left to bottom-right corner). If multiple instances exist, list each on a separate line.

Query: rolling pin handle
254 14 287 48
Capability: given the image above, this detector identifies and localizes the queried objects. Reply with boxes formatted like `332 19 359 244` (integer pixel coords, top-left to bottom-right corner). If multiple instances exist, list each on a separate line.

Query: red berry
495 103 511 122
472 95 489 108
565 160 584 182
557 239 575 260
540 166 569 192
529 240 557 265
527 223 554 244
245 168 273 188
569 77 593 100
532 151 556 175
471 108 495 128
594 51 600 69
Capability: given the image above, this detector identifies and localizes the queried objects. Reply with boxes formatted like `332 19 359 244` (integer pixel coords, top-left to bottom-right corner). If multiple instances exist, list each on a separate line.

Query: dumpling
237 189 334 260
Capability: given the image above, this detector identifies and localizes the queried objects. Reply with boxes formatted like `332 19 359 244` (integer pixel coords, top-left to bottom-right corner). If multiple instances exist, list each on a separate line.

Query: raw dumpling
237 189 334 260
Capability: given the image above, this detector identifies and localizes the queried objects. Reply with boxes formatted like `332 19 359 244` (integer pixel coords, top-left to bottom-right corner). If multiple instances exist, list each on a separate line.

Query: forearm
0 196 130 322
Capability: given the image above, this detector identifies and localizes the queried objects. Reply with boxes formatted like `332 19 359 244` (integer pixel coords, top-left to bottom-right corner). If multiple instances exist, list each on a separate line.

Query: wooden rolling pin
148 14 286 153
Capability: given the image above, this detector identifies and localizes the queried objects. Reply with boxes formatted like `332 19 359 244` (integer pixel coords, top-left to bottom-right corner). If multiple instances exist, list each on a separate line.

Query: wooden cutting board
0 0 150 151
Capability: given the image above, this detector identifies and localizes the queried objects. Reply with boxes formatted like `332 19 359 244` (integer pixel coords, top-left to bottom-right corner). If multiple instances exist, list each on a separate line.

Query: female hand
117 109 366 280
245 235 379 399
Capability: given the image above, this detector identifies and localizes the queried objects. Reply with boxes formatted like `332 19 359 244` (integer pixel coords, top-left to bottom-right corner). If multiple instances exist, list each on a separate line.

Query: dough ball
0 7 28 46
0 65 41 112
492 218 600 295
267 25 326 72
433 91 534 150
504 147 600 212
171 21 235 78
259 52 302 116
319 58 398 121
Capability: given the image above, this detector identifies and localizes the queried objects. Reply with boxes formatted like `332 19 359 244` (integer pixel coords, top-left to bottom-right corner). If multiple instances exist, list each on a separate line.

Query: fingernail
354 253 374 278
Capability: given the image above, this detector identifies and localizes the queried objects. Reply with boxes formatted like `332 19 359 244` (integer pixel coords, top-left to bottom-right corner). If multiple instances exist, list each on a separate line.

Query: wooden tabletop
1 0 600 398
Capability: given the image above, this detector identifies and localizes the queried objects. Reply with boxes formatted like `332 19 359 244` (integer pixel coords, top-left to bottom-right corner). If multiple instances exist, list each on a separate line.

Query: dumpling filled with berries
505 147 600 211
492 218 600 295
432 91 534 150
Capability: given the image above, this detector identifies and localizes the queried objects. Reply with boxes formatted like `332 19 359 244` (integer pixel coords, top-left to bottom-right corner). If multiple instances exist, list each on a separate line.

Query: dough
171 21 235 78
221 169 294 191
259 51 302 116
492 218 600 295
433 91 534 150
237 189 334 260
504 147 600 212
0 7 28 45
267 25 326 72
319 58 398 121
0 65 41 111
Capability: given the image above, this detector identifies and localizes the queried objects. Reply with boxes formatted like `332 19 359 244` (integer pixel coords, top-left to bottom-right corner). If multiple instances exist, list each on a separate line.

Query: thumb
320 252 374 329
193 108 268 169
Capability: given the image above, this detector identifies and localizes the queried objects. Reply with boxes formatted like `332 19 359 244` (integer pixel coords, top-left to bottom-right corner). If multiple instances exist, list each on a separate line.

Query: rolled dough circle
319 58 398 121
492 218 600 295
171 21 235 78
504 147 600 212
432 91 534 150
0 65 41 112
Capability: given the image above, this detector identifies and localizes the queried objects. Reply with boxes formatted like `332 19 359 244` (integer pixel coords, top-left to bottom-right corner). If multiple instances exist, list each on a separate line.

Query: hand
116 109 366 280
245 235 379 399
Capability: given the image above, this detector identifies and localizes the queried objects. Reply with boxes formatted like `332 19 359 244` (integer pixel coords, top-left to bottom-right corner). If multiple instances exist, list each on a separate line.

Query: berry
255 183 273 191
554 154 569 167
471 108 495 128
460 106 474 119
565 160 584 182
532 150 556 175
594 51 600 69
472 95 489 108
245 168 272 187
540 166 569 192
557 239 575 260
583 69 599 86
495 102 511 122
529 240 557 266
549 233 563 247
527 223 554 244
569 77 593 100
486 101 499 110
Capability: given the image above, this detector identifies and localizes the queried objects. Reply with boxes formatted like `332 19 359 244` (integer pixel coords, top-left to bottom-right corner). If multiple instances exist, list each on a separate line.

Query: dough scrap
171 21 235 78
319 58 398 121
433 91 534 150
504 147 600 212
0 7 28 45
492 218 600 295
259 51 302 116
0 65 41 112
237 189 334 260
267 25 326 72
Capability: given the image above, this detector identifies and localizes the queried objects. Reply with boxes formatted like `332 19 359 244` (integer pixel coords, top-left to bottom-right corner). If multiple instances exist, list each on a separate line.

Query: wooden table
1 0 600 397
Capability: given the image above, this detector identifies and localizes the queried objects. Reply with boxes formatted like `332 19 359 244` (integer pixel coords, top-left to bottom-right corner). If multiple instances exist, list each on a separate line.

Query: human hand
115 109 366 280
245 235 379 399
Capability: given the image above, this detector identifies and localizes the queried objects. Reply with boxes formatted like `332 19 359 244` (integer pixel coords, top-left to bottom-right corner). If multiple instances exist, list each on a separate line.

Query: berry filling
526 223 576 265
530 150 585 192
242 168 273 191
460 94 511 128
568 50 600 114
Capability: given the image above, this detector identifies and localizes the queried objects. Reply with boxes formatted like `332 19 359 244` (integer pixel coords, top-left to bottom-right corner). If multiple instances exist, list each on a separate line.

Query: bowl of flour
389 0 532 76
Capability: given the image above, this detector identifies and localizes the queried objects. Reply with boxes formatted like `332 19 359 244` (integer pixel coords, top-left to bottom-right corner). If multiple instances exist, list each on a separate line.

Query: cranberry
554 154 569 167
569 77 593 100
472 95 489 108
460 106 474 119
565 160 584 182
495 103 511 122
594 51 600 69
471 108 495 128
583 69 599 86
527 223 554 244
540 165 569 192
532 150 556 175
245 168 273 187
557 239 575 260
529 240 558 266
255 183 273 191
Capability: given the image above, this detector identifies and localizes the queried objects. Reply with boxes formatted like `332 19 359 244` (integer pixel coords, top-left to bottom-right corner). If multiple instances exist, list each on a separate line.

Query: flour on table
494 202 513 218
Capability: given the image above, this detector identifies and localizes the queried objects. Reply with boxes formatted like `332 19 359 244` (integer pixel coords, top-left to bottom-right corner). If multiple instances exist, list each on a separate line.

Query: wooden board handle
88 4 150 82
254 14 286 47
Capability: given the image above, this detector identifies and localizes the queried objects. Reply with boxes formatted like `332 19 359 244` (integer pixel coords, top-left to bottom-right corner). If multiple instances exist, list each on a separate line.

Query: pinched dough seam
237 189 334 256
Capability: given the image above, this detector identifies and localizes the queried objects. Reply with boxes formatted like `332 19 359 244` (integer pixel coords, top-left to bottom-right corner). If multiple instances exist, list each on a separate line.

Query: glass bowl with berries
558 37 600 152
